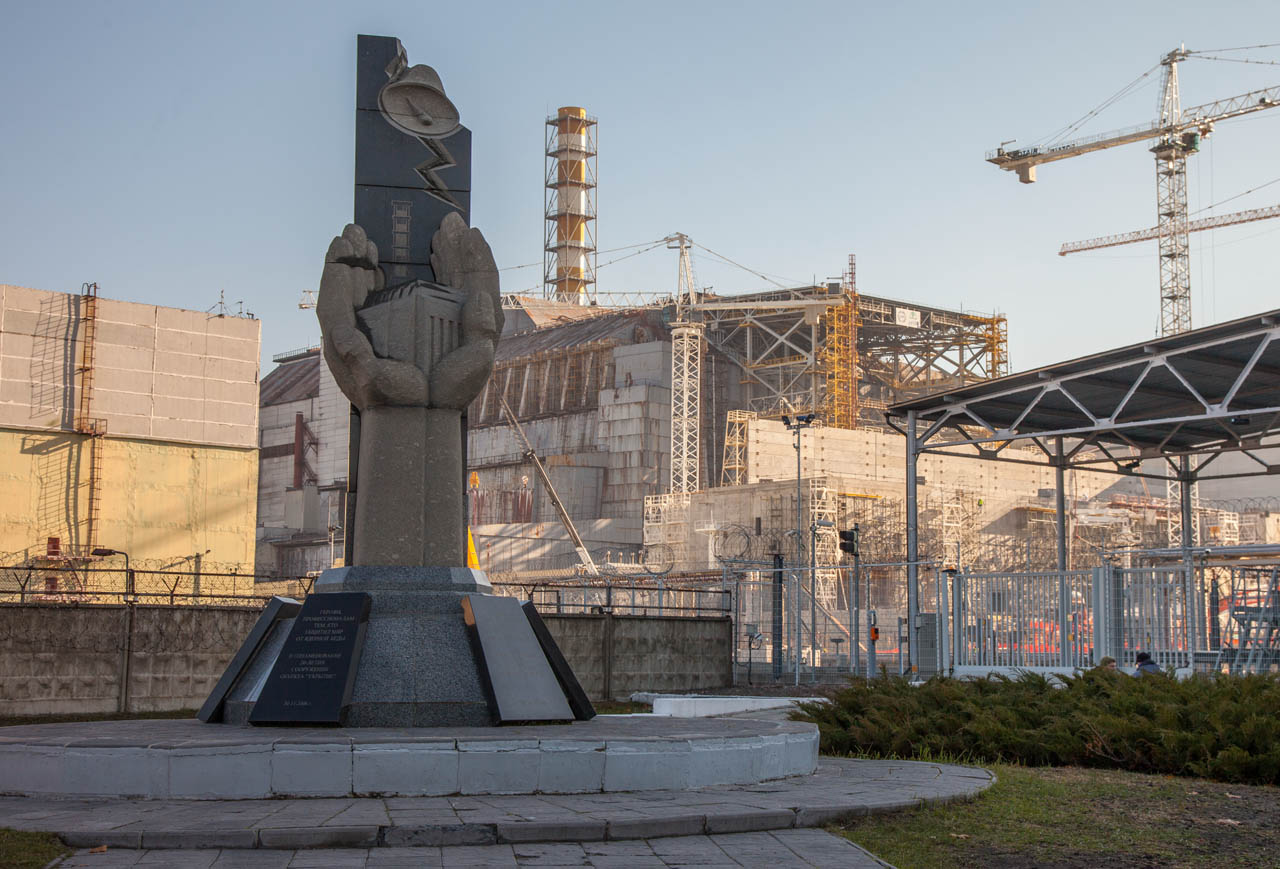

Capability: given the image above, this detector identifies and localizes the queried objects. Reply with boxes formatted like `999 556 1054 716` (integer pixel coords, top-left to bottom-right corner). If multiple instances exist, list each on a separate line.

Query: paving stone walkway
1 758 990 854
53 829 890 867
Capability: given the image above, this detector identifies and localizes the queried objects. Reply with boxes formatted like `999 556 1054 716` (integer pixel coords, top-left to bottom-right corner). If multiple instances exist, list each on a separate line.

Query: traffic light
838 524 860 556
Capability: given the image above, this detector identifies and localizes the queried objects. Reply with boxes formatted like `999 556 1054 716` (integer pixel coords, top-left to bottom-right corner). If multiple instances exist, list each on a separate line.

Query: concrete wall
0 284 261 569
0 284 260 449
0 603 260 717
541 614 732 700
0 603 730 715
0 430 259 569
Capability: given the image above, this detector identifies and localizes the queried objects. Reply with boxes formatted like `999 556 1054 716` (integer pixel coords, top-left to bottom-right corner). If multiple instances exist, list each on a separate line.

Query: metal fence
720 555 1280 684
720 559 949 684
949 561 1280 676
489 580 730 618
0 565 311 606
952 569 1095 670
9 556 1272 678
0 564 732 620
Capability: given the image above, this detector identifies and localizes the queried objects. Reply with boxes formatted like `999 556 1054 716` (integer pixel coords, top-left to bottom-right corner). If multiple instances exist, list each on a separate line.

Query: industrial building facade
254 346 349 577
0 283 260 593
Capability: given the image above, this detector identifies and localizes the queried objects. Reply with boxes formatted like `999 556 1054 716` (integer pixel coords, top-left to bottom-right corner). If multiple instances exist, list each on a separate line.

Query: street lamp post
92 547 132 600
783 413 815 685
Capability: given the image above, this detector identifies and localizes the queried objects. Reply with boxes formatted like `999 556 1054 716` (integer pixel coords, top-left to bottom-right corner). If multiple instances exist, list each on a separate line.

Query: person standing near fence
1133 651 1162 676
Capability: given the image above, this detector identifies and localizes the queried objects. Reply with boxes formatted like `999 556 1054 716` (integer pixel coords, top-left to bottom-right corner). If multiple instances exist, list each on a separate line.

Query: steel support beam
1056 436 1068 573
906 410 920 675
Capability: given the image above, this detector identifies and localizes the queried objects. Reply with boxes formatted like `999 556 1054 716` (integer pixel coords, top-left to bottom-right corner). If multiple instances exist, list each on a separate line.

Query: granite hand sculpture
317 214 502 567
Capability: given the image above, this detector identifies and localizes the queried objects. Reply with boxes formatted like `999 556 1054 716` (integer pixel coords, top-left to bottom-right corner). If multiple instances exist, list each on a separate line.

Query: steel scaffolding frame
699 286 1006 425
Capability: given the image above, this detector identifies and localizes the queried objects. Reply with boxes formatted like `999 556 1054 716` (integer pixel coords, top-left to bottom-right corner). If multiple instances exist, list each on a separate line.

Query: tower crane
988 45 1280 336
988 44 1280 549
1060 202 1280 254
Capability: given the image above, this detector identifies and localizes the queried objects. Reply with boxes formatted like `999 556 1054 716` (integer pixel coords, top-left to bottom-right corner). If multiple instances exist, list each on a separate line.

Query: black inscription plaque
249 592 371 726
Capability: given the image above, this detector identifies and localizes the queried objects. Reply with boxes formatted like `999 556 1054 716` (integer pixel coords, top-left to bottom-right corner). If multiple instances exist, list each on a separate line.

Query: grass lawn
0 828 70 869
836 763 1280 869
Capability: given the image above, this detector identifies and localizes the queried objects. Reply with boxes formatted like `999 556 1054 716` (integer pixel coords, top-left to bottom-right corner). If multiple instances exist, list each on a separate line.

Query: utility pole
785 413 815 684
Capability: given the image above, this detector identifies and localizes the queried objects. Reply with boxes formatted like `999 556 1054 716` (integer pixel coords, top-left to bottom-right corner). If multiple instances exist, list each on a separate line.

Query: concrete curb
45 771 995 850
0 717 819 799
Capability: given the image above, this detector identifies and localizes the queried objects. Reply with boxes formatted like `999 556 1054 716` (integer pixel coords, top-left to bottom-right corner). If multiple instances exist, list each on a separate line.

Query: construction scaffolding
720 410 755 487
700 285 1007 426
818 255 858 429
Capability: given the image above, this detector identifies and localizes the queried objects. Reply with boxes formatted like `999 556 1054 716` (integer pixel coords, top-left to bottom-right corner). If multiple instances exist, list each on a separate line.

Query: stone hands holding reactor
317 216 502 413
317 214 502 567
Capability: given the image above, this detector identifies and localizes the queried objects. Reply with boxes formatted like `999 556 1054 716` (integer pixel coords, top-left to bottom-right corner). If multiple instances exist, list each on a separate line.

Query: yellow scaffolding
978 314 1009 378
818 255 859 429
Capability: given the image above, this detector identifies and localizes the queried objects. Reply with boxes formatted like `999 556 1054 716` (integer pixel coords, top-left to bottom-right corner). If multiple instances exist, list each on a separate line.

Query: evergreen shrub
795 670 1280 785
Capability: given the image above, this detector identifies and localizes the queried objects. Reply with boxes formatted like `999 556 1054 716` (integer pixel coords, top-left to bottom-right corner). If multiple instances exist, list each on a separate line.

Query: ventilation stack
543 107 597 304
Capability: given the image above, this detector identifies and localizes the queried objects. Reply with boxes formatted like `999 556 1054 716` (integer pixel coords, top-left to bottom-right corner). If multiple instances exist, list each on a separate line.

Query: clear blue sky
3 1 1280 369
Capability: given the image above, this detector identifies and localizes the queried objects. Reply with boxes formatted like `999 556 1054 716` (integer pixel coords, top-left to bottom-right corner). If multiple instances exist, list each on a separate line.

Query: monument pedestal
312 565 496 727
204 566 584 728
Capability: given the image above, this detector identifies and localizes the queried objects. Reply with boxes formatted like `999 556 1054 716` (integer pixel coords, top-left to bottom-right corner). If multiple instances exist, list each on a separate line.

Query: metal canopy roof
886 309 1280 481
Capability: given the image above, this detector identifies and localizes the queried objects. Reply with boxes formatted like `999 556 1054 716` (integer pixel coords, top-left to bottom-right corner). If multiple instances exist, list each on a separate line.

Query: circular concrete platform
0 717 818 799
0 757 995 852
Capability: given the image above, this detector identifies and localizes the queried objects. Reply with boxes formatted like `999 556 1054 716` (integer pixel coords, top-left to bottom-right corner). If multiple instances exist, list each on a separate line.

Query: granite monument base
309 565 499 727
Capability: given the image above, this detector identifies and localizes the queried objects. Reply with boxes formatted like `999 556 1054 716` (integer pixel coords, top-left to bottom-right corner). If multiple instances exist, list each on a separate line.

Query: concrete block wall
0 284 261 568
540 614 733 700
473 517 642 574
0 430 259 569
0 603 259 717
257 397 316 531
598 381 669 519
312 361 350 489
0 284 260 449
0 602 729 715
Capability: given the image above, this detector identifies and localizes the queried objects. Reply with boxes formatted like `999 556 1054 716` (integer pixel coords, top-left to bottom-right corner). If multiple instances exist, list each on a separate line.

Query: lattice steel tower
668 233 703 495
544 107 597 304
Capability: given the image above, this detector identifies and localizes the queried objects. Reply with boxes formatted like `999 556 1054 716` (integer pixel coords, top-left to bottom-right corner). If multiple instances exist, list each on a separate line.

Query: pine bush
794 670 1280 785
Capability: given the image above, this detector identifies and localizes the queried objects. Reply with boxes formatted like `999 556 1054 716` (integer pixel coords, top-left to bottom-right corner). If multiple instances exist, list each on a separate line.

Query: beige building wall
0 284 260 582
0 432 257 568
0 284 258 447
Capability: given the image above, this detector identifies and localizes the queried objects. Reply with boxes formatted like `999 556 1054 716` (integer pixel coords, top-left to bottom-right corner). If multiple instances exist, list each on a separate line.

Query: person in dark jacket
1133 651 1162 676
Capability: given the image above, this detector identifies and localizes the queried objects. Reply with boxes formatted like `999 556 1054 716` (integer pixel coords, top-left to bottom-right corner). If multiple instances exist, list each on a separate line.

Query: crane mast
1152 48 1195 336
667 233 703 496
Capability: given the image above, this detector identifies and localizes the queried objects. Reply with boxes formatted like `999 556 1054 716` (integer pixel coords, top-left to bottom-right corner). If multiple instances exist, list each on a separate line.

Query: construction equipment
1061 202 1280 255
988 45 1280 336
988 45 1280 550
818 255 858 430
498 394 599 575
